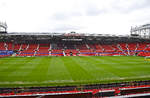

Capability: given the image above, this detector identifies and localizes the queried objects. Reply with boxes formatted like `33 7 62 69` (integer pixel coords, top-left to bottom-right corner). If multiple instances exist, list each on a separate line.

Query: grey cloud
83 1 107 16
0 1 7 8
52 25 83 32
51 11 82 21
112 0 150 13
85 5 106 16
132 12 150 24
52 1 107 19
51 12 70 21
81 0 150 16
135 0 150 9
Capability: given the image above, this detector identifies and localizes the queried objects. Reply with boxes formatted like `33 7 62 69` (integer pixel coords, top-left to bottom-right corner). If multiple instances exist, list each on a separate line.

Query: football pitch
0 56 150 87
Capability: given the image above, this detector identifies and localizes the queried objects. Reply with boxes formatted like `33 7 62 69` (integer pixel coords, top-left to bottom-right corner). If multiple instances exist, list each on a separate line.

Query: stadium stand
0 42 6 50
0 42 150 57
128 43 137 55
35 44 50 56
19 44 38 56
0 32 150 97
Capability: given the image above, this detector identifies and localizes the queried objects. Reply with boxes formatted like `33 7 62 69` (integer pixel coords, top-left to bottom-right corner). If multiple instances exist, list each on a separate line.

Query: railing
1 80 150 96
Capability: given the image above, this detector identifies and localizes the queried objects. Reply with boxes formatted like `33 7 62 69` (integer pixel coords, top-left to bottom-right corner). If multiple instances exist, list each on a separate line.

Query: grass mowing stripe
0 57 29 72
87 56 139 78
8 58 38 77
0 56 150 87
80 56 120 79
62 57 93 81
25 57 49 81
0 57 35 81
47 57 73 81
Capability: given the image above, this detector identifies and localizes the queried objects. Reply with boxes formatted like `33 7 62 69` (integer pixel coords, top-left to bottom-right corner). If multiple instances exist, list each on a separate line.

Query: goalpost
144 56 150 61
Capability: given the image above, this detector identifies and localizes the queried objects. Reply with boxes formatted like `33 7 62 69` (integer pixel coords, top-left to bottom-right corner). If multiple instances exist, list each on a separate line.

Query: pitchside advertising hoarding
0 50 13 55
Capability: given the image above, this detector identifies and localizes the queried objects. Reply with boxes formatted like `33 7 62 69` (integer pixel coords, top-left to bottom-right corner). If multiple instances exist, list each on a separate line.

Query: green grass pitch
0 56 150 87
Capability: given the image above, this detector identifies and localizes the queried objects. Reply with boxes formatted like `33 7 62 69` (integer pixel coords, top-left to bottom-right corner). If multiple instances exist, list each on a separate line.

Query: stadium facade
131 24 150 39
1 22 150 97
0 31 150 57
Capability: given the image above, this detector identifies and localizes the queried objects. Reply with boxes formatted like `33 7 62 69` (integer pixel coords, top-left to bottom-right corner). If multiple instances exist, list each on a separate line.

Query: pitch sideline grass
0 56 150 87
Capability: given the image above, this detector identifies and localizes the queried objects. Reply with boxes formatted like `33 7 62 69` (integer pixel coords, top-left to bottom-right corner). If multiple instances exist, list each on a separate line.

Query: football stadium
1 22 150 98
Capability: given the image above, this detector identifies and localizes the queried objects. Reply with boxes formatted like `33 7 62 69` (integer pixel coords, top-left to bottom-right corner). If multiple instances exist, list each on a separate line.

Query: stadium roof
1 32 129 38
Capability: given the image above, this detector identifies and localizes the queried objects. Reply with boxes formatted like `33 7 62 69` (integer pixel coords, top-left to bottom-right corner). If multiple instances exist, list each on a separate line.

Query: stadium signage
0 50 13 55
62 39 82 41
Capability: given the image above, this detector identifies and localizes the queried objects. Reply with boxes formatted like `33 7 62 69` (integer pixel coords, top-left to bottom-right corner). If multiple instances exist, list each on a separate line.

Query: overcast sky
0 0 150 35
